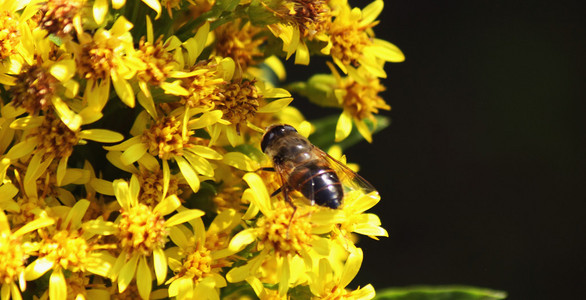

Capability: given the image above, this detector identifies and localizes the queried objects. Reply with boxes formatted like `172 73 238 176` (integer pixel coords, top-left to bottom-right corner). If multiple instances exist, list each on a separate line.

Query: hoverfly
260 124 376 209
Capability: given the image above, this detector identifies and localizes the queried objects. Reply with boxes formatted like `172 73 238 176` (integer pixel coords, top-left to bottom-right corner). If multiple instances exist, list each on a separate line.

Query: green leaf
374 286 507 300
309 115 390 151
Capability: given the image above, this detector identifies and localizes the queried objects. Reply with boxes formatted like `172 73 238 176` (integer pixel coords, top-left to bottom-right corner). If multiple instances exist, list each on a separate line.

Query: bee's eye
261 124 298 152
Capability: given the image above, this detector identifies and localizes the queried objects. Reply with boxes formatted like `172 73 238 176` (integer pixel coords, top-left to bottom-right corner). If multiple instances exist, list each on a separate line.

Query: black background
295 1 585 299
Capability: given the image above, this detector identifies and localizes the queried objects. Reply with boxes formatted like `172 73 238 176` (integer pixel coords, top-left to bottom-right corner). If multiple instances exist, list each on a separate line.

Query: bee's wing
313 147 377 194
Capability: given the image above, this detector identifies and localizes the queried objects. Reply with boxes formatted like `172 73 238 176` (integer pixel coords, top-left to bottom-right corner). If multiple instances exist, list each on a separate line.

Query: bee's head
261 124 297 153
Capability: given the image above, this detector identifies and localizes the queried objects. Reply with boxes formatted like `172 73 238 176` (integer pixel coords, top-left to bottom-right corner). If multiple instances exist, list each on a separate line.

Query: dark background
299 1 585 299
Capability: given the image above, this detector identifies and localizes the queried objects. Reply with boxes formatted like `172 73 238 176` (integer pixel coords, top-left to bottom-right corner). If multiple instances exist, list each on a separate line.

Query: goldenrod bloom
0 210 54 300
166 209 241 299
23 200 115 300
226 173 333 297
85 177 204 299
309 247 375 299
327 0 404 77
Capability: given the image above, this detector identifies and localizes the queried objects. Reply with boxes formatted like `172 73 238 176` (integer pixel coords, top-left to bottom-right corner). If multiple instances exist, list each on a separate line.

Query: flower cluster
0 0 401 299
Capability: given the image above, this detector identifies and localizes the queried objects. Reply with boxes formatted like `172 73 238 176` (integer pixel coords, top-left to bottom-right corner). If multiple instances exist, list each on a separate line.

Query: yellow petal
373 38 405 62
153 194 181 216
141 0 162 18
153 247 167 285
63 199 90 230
93 0 108 25
25 257 54 281
111 72 135 108
294 41 310 65
359 0 383 27
83 219 117 235
111 0 126 9
228 228 257 253
188 110 223 129
120 142 148 165
186 145 222 160
339 247 363 288
136 256 152 300
118 255 139 293
264 56 286 81
50 268 67 300
355 118 373 143
183 152 214 177
256 98 293 113
110 16 133 36
13 215 54 237
242 173 271 214
223 152 259 172
165 209 205 228
113 179 131 210
175 156 200 193
335 110 353 142
278 257 290 297
49 59 76 82
79 129 124 143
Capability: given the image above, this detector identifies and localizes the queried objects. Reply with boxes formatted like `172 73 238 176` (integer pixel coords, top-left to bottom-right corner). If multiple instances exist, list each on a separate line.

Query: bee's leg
281 186 298 239
270 186 282 197
257 167 275 172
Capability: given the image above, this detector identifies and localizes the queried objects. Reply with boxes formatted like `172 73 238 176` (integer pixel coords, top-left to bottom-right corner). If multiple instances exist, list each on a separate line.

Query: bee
260 124 376 209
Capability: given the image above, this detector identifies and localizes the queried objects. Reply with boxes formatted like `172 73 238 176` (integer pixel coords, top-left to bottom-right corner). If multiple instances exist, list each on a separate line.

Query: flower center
28 113 80 158
137 168 179 206
39 0 83 37
257 202 313 258
77 41 116 80
142 116 190 160
180 60 225 109
180 243 213 282
214 79 261 132
0 232 25 284
10 64 59 115
341 77 388 120
0 10 20 60
136 36 175 85
38 230 89 272
288 0 330 40
117 203 167 256
329 24 372 67
214 21 266 71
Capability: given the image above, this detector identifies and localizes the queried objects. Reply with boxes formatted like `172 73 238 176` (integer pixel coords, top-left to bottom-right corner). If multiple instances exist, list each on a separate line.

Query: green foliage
310 114 391 151
374 286 507 300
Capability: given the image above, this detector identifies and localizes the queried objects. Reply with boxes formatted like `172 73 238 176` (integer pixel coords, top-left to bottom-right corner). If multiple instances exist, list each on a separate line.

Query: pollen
137 167 179 206
214 79 261 133
117 203 167 256
214 20 266 71
136 36 175 86
0 232 25 285
39 0 83 38
77 41 116 80
341 76 388 121
28 113 80 158
38 230 90 272
142 116 191 160
256 202 313 258
286 0 330 40
178 243 213 282
0 10 20 60
180 60 225 109
329 23 373 68
10 64 59 115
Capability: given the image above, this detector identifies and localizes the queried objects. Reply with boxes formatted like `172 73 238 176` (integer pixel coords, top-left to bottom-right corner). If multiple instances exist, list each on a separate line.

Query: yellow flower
104 109 224 195
327 0 404 77
72 16 145 109
83 177 205 299
309 247 375 299
0 209 54 300
23 200 116 300
330 63 389 143
214 20 267 72
3 110 122 201
165 209 242 300
266 0 331 65
0 0 37 85
226 173 333 297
